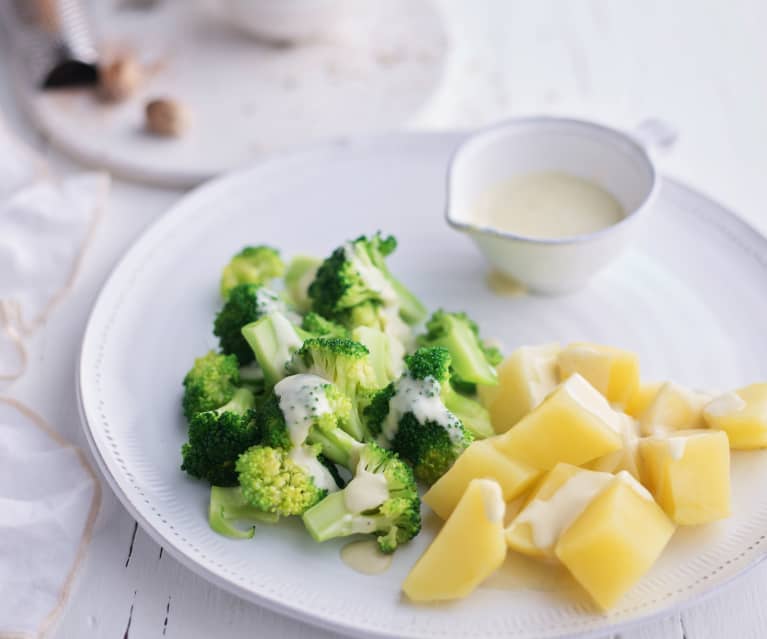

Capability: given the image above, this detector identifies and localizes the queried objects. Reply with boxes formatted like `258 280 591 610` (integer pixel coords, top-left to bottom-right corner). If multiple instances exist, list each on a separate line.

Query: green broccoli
258 375 362 469
289 337 380 441
220 246 284 299
308 234 427 336
182 351 241 420
417 310 502 394
235 445 335 517
181 388 259 485
365 347 476 484
301 312 350 338
302 443 421 553
214 283 293 365
352 325 405 388
407 344 494 440
284 255 321 313
241 312 311 386
208 485 279 539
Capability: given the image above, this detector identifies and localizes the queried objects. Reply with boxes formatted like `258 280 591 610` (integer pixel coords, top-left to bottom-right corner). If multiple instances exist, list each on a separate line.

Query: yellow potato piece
638 429 731 525
585 413 641 479
493 374 623 469
423 439 539 520
703 384 767 449
478 343 560 434
638 382 711 436
625 382 663 418
506 463 602 559
555 479 675 611
403 479 507 602
558 343 640 407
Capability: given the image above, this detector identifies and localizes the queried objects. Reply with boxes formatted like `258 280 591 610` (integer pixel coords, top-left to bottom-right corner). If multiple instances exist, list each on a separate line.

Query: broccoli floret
417 310 502 395
308 234 427 334
208 485 279 539
241 312 311 386
182 351 241 420
302 443 421 553
220 246 284 299
181 388 259 485
258 375 362 469
214 284 290 365
405 346 494 440
301 312 350 338
235 445 332 517
284 255 321 313
289 337 380 441
366 347 475 484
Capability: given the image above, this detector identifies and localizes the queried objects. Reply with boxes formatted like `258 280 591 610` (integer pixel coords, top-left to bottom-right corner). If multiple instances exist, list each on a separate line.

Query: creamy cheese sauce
340 539 393 575
255 287 286 315
344 243 397 304
274 374 338 492
515 471 614 551
667 437 688 461
270 313 304 377
477 479 505 523
473 172 625 239
344 462 389 513
704 391 746 416
380 375 462 445
564 374 625 433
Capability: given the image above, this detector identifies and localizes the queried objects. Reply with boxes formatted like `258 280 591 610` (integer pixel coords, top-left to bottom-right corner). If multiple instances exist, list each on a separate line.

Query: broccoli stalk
417 310 502 392
241 313 311 387
181 388 258 485
289 337 381 441
352 325 405 388
220 246 284 299
182 351 241 420
208 485 279 539
284 255 321 313
214 283 293 365
302 443 421 553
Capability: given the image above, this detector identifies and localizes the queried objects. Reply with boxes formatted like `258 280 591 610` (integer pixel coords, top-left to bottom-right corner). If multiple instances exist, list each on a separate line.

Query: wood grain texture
1 0 766 637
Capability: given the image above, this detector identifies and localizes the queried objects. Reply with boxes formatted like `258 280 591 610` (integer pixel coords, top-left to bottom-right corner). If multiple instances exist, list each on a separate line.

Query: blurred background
1 2 767 638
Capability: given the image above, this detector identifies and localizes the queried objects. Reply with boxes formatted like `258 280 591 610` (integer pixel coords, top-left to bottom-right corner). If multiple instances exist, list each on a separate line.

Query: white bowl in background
446 117 659 294
201 0 355 43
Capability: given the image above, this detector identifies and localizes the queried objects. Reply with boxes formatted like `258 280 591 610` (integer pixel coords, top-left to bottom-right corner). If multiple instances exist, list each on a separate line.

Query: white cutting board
15 0 447 187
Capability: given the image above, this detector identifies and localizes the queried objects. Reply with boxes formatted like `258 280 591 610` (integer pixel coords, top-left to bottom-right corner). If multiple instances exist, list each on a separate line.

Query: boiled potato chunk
403 479 507 602
703 384 767 449
638 382 711 436
555 479 675 611
558 343 640 407
638 430 731 525
424 440 539 520
625 382 662 418
493 374 623 469
478 343 560 434
506 463 610 559
585 413 641 479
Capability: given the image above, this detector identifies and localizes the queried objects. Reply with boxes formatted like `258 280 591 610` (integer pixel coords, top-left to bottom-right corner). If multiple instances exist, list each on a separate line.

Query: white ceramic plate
79 133 767 639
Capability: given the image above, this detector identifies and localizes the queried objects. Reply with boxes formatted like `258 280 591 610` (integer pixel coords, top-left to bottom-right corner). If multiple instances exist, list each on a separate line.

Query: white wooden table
4 1 767 637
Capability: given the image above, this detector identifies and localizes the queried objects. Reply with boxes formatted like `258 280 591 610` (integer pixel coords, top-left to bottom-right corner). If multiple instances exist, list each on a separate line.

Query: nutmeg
145 98 190 137
99 55 143 102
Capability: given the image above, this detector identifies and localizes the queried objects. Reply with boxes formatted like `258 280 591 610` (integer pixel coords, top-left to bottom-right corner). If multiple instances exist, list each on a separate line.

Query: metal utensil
0 0 100 88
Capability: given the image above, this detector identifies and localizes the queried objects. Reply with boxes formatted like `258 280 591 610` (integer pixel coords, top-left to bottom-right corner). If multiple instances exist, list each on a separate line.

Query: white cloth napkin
0 398 101 639
0 115 105 637
0 119 108 381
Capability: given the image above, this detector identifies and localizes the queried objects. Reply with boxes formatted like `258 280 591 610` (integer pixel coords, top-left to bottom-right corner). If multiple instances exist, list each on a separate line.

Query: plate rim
77 130 767 639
